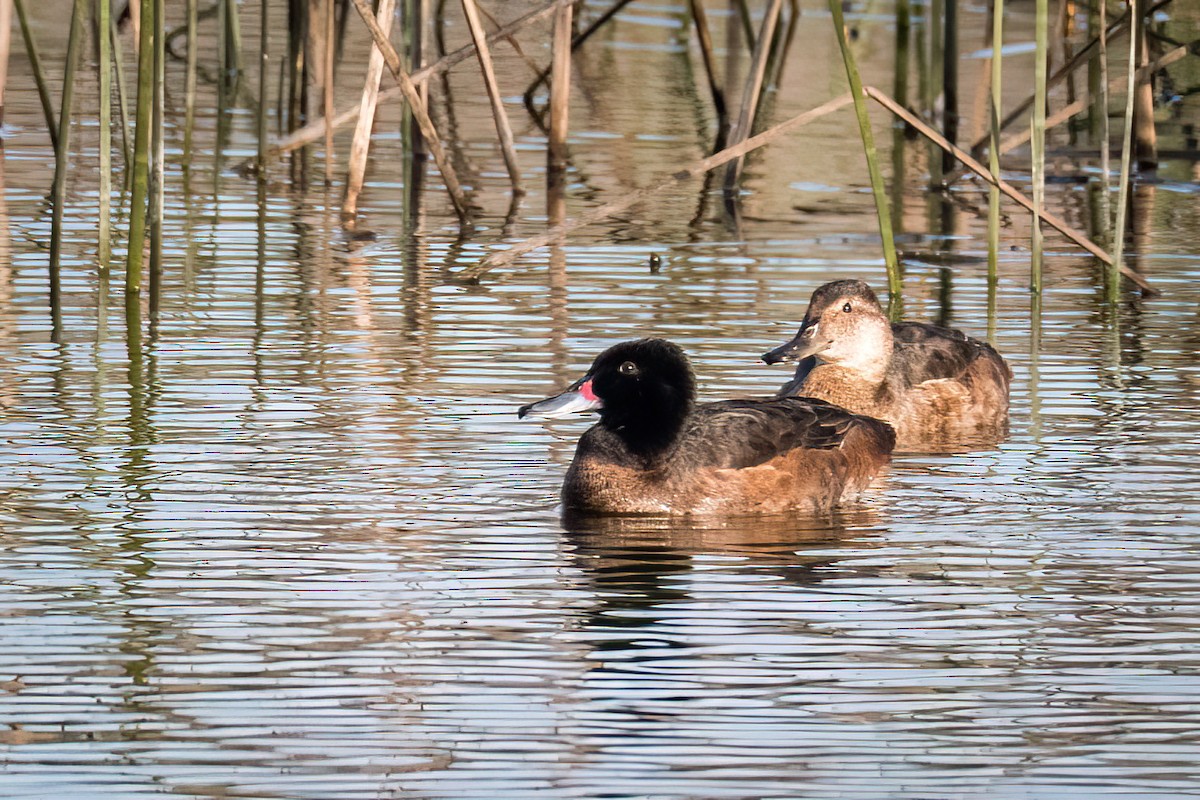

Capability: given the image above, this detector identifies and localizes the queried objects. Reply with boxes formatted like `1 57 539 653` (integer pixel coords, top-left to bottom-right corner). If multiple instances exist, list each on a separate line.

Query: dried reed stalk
986 0 1003 282
269 0 569 163
350 0 472 221
49 0 87 337
546 1 572 172
13 0 56 148
462 0 522 190
687 0 727 147
0 0 12 131
723 0 782 191
1031 0 1047 292
344 0 396 220
1111 0 1139 301
98 0 112 268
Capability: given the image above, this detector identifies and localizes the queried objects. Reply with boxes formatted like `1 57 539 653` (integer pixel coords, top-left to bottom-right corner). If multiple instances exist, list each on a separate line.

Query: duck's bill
518 378 603 419
762 322 826 364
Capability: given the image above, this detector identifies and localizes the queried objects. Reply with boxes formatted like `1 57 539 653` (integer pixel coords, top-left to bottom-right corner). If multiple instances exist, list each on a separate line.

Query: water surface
2 1 1200 797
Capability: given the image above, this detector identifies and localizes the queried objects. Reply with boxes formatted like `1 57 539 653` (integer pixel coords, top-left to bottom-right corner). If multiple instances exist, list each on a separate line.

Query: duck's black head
519 338 696 460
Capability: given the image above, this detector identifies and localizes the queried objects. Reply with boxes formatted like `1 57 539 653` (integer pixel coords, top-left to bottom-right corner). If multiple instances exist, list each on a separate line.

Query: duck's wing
680 397 891 470
890 321 1011 388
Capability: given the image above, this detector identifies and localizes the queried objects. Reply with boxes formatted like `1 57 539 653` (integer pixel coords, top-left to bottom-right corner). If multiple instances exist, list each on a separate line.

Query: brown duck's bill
762 321 827 364
518 377 603 419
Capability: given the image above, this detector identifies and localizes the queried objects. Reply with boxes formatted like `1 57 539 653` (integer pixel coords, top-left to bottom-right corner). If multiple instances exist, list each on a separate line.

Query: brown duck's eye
618 361 638 376
842 302 853 313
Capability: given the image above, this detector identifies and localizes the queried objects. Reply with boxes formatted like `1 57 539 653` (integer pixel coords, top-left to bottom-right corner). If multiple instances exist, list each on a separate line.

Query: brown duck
762 280 1012 451
520 338 895 516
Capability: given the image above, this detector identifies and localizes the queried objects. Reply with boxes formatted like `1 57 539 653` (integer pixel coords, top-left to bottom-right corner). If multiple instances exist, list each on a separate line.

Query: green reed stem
225 0 243 78
126 0 156 341
1110 0 1138 303
111 15 133 184
828 0 901 301
48 0 87 339
986 0 1003 284
13 0 56 149
148 0 165 325
98 0 113 271
1030 0 1048 293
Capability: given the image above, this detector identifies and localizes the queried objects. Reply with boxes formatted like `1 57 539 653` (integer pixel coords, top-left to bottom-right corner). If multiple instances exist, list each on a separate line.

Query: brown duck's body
520 339 895 516
765 282 1013 452
562 397 894 515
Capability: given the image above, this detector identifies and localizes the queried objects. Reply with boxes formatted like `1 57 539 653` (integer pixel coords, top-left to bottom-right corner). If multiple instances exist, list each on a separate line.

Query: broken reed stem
472 1 539 75
49 0 87 338
523 0 636 124
0 0 12 130
828 0 901 300
461 94 856 283
546 1 572 172
986 0 1002 284
1111 0 1139 302
13 0 57 149
350 0 472 222
1131 10 1156 168
462 0 522 191
184 0 198 155
323 0 335 183
126 0 157 342
1031 0 1047 293
344 0 396 220
732 0 755 48
111 14 133 179
687 0 727 148
723 0 782 191
942 0 959 174
864 86 1154 294
257 0 270 172
98 0 113 270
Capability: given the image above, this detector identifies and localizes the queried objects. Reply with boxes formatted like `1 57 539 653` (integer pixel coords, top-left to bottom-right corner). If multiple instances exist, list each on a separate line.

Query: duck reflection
560 507 884 649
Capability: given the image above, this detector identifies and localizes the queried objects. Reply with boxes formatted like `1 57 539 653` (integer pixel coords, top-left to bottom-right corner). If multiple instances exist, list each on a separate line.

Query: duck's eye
618 361 638 376
842 302 853 313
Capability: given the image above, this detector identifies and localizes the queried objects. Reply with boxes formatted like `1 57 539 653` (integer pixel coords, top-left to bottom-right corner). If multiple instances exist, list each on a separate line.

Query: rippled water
3 1 1200 797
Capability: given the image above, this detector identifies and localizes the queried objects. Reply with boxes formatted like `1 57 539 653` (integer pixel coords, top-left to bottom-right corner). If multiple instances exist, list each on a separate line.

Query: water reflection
564 509 885 645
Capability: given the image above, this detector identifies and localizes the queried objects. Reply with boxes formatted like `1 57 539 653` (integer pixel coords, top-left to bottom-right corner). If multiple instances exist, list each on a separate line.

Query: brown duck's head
762 280 893 377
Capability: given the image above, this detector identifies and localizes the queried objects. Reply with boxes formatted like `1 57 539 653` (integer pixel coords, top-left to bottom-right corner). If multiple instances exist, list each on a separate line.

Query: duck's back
564 397 894 515
890 322 1008 387
887 322 1012 447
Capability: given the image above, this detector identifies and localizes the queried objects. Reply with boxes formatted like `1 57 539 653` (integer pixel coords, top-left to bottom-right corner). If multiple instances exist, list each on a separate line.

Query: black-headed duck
519 338 895 515
762 280 1012 451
